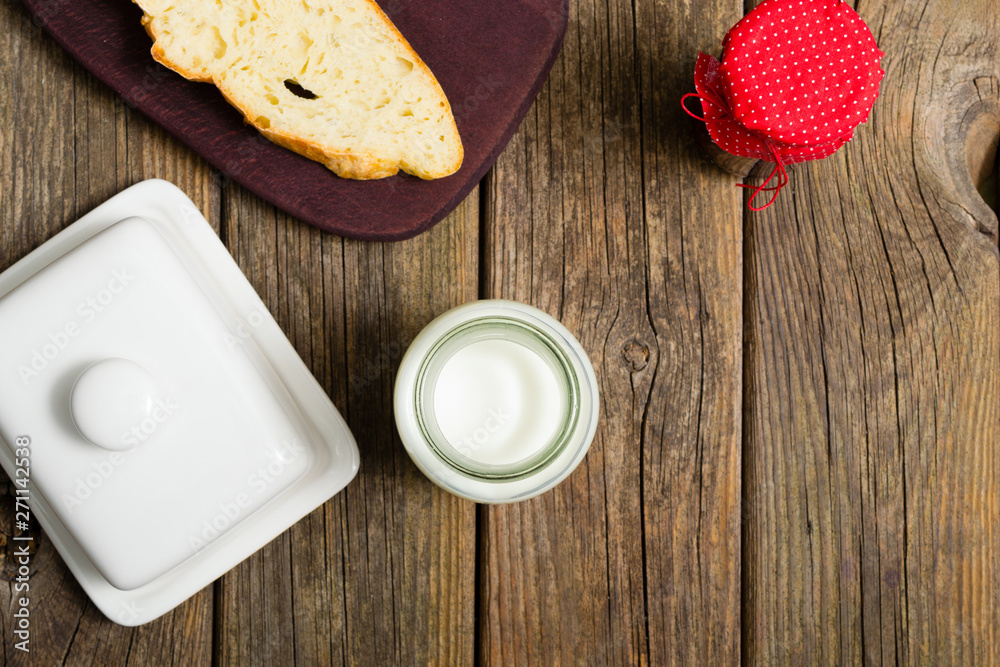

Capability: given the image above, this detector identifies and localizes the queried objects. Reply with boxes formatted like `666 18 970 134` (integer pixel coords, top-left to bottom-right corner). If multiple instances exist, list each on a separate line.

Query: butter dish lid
0 180 360 625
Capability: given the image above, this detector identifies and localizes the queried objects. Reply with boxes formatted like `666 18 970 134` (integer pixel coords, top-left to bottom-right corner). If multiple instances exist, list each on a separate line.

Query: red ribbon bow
683 0 885 210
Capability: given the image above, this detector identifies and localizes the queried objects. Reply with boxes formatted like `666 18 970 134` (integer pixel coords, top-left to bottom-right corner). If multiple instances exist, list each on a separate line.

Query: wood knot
621 339 650 371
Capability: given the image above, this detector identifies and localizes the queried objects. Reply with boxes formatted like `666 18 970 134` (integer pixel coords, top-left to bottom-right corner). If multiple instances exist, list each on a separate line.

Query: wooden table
1 0 998 663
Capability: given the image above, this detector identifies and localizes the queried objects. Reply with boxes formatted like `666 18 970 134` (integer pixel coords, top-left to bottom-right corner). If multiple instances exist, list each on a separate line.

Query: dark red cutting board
22 0 568 241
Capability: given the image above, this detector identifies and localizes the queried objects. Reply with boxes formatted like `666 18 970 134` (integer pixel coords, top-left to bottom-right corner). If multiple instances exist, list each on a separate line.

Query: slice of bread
134 0 463 179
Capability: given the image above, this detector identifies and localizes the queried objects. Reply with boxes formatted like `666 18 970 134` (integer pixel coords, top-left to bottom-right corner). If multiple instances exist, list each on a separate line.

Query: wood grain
742 0 1000 663
478 0 744 664
212 187 479 664
4 0 1000 662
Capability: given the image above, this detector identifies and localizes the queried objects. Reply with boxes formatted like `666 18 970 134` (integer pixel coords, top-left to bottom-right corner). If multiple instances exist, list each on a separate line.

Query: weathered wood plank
0 1 217 663
0 2 77 271
637 2 745 664
7 0 1000 662
743 0 1000 663
213 187 478 665
478 0 743 663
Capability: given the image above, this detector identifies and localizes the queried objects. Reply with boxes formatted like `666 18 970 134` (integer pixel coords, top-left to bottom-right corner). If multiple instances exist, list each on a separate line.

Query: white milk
432 338 566 466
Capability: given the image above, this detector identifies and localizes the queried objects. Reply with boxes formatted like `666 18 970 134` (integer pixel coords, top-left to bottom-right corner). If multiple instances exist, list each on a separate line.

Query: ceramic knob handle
71 358 165 451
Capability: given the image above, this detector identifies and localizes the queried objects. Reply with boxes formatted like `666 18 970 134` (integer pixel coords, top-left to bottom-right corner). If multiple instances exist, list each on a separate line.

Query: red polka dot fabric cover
685 0 885 208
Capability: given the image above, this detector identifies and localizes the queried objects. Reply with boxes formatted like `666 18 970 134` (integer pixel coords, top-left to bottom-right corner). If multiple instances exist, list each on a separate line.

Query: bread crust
140 15 215 83
134 0 463 180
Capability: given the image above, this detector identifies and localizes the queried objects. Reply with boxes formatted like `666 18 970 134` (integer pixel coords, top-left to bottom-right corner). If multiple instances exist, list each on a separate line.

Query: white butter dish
0 180 359 625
